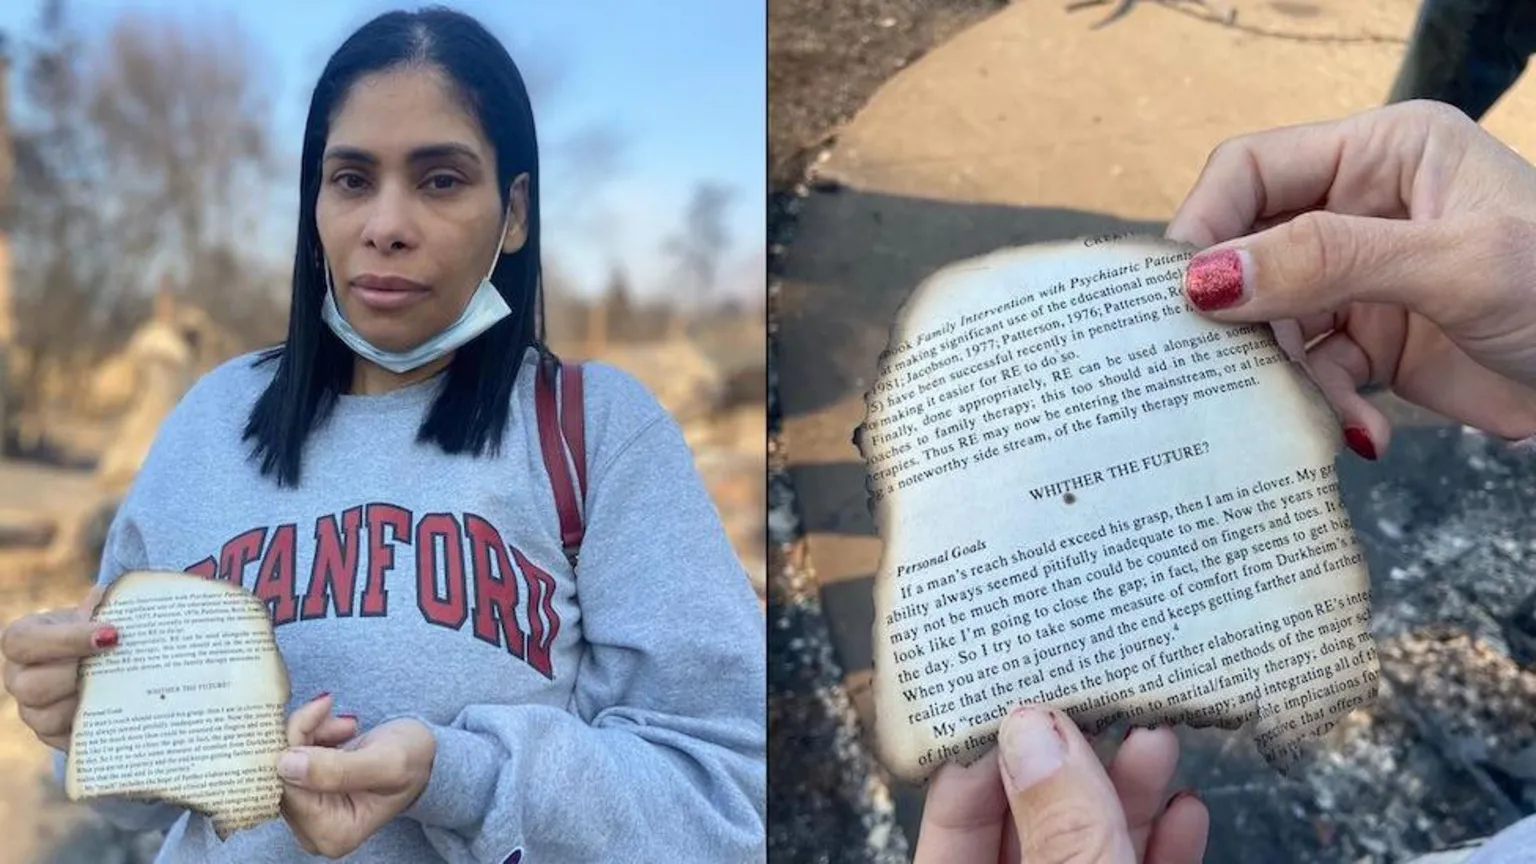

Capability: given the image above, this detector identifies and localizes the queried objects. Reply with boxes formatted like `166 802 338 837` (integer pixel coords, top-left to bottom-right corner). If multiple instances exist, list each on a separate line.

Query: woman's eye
426 174 462 191
333 173 368 191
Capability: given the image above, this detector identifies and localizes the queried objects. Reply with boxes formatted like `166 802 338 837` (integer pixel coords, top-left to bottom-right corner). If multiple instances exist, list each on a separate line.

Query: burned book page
67 570 291 839
856 235 1379 785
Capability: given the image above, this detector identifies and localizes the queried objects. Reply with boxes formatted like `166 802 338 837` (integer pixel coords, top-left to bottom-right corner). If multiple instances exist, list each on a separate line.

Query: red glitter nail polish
1185 249 1246 311
91 625 118 649
1344 427 1377 461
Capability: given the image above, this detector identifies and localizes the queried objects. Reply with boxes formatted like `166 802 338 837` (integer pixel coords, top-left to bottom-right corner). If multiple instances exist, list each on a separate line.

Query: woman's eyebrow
322 145 375 165
321 143 482 165
407 143 481 165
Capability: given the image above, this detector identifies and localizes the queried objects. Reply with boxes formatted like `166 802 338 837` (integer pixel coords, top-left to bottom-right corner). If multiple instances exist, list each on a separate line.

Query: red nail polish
91 625 118 649
312 691 331 703
1344 427 1377 461
338 713 358 721
1185 249 1246 311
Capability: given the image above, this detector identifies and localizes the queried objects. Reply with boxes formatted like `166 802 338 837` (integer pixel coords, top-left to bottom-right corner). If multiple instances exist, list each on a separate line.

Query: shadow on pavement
775 187 1165 424
773 186 1536 861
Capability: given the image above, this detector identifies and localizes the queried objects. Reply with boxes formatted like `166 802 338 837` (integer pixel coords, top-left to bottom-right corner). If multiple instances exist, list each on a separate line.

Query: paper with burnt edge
66 570 290 839
855 235 1379 785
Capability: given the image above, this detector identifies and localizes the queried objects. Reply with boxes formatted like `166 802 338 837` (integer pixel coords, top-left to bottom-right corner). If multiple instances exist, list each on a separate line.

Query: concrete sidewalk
774 0 1536 858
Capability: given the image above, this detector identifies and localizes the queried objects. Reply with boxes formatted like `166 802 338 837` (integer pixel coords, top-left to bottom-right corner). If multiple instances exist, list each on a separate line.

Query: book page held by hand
66 570 290 839
855 235 1380 785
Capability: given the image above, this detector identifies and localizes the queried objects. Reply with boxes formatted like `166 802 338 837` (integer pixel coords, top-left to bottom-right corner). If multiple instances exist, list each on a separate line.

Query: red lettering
465 514 526 659
183 505 567 680
302 506 363 619
509 546 560 679
254 523 299 625
185 557 218 579
416 513 467 630
362 503 409 617
218 528 267 587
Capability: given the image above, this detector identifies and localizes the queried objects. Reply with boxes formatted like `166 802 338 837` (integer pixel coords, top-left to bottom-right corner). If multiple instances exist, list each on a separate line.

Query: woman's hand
913 705 1207 864
1168 99 1536 457
0 587 115 750
278 694 435 859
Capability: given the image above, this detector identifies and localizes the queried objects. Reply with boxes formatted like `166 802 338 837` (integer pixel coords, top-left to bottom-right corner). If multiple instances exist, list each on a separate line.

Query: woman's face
316 66 523 354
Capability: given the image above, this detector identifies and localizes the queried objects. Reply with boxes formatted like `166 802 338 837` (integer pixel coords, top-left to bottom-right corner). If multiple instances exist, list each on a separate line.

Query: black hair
243 5 551 488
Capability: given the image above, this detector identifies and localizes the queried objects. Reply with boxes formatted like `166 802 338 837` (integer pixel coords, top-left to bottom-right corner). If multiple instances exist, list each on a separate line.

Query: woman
914 99 1536 863
0 7 765 862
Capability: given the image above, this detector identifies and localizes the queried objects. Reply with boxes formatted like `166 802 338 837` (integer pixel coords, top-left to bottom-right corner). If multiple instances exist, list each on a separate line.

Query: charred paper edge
67 570 292 838
853 234 1380 785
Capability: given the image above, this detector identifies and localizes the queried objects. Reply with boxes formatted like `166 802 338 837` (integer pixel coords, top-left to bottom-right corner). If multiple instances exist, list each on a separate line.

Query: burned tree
663 181 735 337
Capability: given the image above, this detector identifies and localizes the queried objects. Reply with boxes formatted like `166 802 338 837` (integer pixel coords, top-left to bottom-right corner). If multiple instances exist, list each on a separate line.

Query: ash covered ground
767 3 1536 861
769 193 1536 863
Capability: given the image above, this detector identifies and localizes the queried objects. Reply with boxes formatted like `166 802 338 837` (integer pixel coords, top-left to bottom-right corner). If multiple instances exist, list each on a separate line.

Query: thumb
998 706 1134 864
76 585 106 620
1180 211 1501 325
278 744 399 793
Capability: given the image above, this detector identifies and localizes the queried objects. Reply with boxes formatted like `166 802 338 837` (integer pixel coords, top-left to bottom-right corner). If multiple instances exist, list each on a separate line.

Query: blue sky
0 0 766 302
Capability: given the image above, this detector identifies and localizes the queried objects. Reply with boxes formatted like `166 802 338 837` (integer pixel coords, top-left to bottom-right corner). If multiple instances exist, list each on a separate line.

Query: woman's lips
349 274 430 312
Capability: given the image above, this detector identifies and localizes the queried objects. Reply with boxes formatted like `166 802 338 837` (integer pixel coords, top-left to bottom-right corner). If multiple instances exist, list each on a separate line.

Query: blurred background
0 2 764 861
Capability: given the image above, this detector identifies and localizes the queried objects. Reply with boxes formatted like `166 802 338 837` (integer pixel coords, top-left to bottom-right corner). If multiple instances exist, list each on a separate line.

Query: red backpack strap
535 358 586 569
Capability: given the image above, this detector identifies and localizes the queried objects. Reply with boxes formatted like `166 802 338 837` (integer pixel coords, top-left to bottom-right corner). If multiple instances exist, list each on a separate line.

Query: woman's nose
359 185 419 252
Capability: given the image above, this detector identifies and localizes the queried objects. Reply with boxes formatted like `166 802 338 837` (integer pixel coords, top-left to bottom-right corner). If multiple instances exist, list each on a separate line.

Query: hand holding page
66 570 290 839
855 235 1379 784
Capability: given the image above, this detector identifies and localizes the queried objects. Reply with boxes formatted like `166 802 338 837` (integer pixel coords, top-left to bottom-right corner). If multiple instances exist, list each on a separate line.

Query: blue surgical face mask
320 206 515 374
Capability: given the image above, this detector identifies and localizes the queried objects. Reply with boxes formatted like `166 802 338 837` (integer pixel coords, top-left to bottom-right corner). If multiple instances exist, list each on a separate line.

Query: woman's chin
348 325 433 356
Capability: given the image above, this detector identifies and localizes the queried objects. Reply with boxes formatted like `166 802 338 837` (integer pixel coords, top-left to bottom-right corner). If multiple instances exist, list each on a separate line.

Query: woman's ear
500 173 531 254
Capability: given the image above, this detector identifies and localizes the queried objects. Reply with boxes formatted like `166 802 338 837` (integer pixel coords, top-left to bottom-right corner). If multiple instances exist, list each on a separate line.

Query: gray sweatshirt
52 347 767 863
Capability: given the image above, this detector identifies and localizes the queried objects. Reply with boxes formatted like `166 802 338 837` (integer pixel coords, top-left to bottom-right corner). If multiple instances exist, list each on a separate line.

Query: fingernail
1169 788 1203 807
277 750 308 780
1344 426 1377 461
999 707 1067 791
338 713 358 722
311 691 331 703
1185 248 1249 311
91 625 118 649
